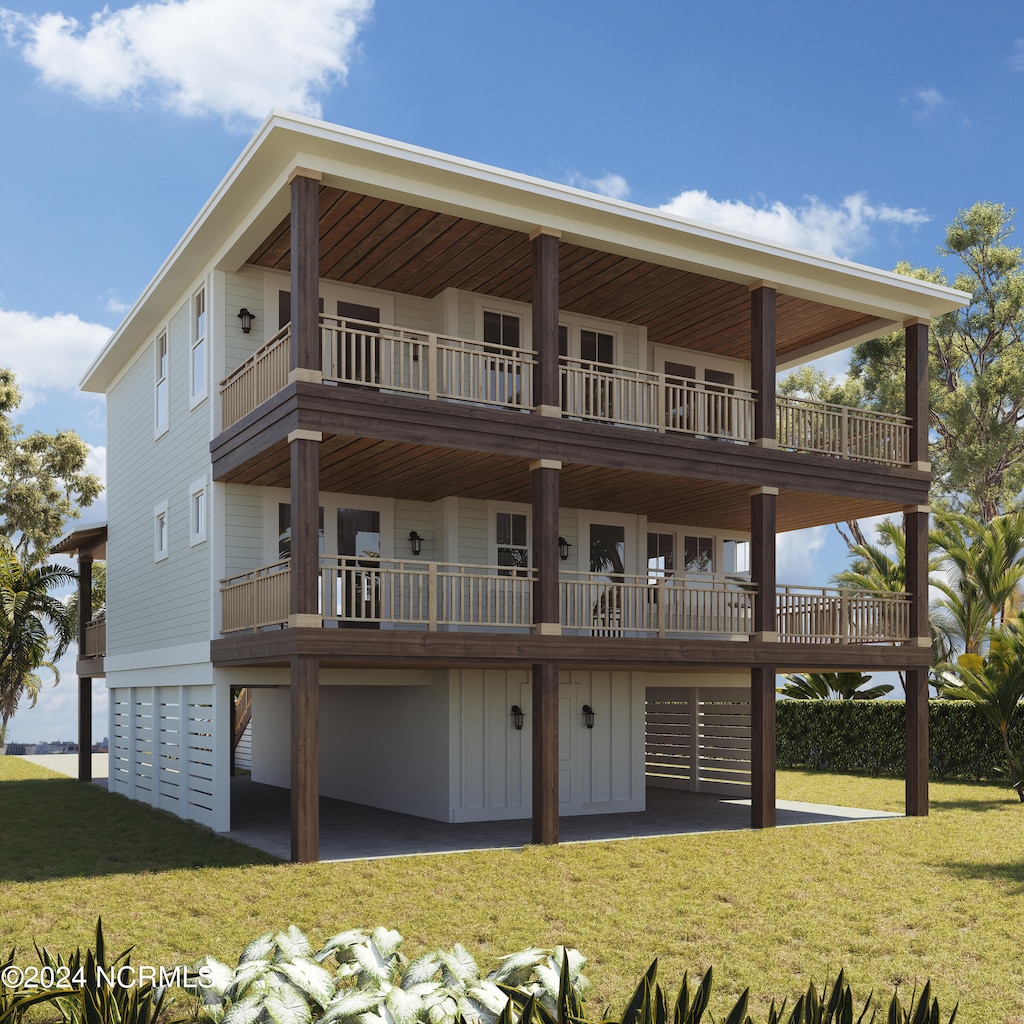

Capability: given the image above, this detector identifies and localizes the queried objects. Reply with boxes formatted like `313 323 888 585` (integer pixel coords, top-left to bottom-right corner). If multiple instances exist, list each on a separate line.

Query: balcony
219 318 911 467
81 617 106 658
220 558 909 644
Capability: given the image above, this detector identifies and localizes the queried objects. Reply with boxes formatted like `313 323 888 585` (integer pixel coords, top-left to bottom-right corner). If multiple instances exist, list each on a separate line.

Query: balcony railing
81 618 106 658
220 561 910 644
776 585 910 644
219 319 911 465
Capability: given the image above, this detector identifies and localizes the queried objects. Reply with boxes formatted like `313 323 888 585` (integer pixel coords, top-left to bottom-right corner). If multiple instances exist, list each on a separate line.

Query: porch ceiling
219 433 903 533
246 187 879 362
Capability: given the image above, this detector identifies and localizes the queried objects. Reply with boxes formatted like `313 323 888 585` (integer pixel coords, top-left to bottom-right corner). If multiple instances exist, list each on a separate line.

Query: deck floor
226 778 899 862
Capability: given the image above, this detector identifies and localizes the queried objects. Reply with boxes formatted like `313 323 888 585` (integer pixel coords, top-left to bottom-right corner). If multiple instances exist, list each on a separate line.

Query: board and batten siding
107 298 213 655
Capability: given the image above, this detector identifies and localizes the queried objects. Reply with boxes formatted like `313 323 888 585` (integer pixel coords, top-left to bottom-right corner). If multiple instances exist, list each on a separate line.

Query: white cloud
658 190 928 259
777 526 828 585
1 0 373 124
908 86 944 117
0 308 111 407
1010 40 1024 72
568 171 630 200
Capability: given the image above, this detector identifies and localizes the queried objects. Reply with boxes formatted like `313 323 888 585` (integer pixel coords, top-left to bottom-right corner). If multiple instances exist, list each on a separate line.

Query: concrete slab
227 779 899 862
16 753 108 782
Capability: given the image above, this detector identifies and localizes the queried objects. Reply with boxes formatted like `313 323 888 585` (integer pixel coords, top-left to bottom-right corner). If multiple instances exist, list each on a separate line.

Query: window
154 502 169 562
483 311 520 351
155 331 168 435
723 539 750 575
189 480 207 546
647 532 675 579
683 535 714 574
190 287 207 404
496 511 529 574
483 311 522 404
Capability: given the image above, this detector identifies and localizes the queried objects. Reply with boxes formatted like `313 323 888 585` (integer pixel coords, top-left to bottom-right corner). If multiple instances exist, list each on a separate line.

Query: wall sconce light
558 537 571 561
582 704 595 729
511 704 524 730
237 308 255 334
409 531 423 556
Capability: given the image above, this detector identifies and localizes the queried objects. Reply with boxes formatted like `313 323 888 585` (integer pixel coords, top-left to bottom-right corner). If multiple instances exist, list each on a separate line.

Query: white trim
559 311 624 366
651 343 750 390
154 501 169 562
189 477 208 546
473 294 532 346
486 499 532 570
575 509 638 575
105 642 215 675
154 328 169 439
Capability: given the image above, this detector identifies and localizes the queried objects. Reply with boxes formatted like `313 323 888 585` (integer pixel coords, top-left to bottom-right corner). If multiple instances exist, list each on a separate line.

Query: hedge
776 698 1024 779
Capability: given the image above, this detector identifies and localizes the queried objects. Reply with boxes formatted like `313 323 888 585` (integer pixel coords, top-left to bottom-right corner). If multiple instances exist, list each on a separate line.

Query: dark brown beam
531 462 560 629
751 665 777 827
531 228 560 415
289 434 321 621
290 654 320 862
905 667 929 816
532 661 559 843
750 285 777 444
77 555 93 782
290 171 322 373
904 506 930 643
905 320 930 470
751 489 777 638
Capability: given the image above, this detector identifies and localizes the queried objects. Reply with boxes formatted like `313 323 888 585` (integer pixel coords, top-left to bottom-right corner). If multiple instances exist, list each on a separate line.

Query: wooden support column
531 459 561 633
531 227 561 417
750 285 777 446
289 169 322 377
751 487 777 640
904 503 930 816
751 665 777 828
532 661 559 844
290 654 319 862
77 554 92 783
905 320 930 471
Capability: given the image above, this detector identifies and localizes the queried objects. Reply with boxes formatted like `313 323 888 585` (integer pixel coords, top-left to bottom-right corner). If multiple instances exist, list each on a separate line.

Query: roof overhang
82 111 971 393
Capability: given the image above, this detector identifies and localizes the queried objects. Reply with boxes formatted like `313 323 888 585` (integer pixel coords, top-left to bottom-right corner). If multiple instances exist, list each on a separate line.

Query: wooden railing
82 618 106 658
776 585 910 644
220 326 291 429
220 561 912 644
777 396 910 465
561 358 758 441
219 320 911 466
319 316 535 410
560 572 754 637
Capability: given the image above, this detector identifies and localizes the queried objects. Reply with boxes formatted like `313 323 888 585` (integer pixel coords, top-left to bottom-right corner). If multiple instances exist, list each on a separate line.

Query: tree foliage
0 538 75 743
0 368 102 565
777 671 893 700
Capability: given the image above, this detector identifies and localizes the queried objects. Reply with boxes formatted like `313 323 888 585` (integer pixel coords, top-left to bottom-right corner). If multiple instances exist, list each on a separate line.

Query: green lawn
2 758 1022 1023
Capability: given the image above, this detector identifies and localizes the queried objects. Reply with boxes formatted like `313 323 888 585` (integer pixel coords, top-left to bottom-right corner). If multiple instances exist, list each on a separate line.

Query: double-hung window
154 502 169 562
155 331 168 436
482 310 521 405
189 480 207 546
496 511 529 575
190 287 207 405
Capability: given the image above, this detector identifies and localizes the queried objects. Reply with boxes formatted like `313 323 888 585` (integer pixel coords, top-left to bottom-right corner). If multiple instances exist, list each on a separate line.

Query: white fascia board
82 111 971 393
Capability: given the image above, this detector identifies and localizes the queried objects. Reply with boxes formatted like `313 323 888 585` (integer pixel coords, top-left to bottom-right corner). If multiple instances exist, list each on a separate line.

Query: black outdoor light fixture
582 704 595 729
237 307 255 334
558 537 571 561
511 704 524 730
409 531 423 556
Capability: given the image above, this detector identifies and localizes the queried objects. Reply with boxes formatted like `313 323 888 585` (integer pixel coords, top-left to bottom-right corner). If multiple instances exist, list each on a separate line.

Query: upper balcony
220 315 911 467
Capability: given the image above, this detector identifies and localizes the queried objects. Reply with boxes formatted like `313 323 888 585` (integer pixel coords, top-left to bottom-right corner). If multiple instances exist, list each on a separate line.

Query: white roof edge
82 111 971 392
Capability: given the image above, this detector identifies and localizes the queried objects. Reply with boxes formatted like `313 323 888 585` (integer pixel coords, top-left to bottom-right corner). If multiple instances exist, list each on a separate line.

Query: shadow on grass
0 777 278 882
933 856 1024 894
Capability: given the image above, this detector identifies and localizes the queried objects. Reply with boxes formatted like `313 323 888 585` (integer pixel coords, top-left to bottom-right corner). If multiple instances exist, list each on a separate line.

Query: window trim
154 329 169 438
189 285 208 408
486 500 532 572
189 478 207 547
154 501 169 562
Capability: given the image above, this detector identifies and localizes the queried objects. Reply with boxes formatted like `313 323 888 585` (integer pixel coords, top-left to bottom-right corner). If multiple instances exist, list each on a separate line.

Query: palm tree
0 538 75 743
931 509 1024 657
939 615 1024 801
777 671 894 700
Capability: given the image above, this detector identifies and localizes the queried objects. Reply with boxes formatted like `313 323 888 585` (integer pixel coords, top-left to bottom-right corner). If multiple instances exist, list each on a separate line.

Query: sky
1 0 1021 741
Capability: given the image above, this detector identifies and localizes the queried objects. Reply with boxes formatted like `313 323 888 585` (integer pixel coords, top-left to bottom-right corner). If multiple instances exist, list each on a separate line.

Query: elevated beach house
70 113 968 861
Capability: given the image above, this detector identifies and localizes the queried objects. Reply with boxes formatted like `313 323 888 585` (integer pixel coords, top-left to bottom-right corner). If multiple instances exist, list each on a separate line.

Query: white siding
394 293 441 333
224 267 264 379
224 484 265 576
458 499 488 564
107 297 213 655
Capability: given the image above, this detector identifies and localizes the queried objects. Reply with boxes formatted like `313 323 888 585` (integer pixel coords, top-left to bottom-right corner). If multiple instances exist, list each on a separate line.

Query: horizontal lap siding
224 485 264 577
108 298 212 655
224 269 263 378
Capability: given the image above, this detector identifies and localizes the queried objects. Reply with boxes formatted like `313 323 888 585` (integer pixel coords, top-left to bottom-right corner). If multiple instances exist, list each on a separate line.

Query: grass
2 759 1022 1022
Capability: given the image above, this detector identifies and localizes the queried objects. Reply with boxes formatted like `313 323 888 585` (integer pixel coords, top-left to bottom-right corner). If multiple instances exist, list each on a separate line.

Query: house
72 112 968 862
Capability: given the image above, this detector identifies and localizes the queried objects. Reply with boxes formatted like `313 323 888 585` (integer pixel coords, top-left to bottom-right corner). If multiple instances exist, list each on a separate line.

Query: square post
77 554 93 782
751 487 777 640
905 320 930 471
290 654 319 862
751 665 777 827
531 227 561 417
750 285 777 446
531 661 559 843
289 169 322 375
904 503 930 816
905 667 929 816
531 459 561 632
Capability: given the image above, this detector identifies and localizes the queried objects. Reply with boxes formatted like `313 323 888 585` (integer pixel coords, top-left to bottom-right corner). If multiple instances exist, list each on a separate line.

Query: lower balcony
219 558 910 645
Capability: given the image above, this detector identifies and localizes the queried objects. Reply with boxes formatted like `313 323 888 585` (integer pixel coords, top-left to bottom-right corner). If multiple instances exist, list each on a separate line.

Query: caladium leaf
319 931 372 964
274 928 313 962
321 986 388 1024
371 929 404 960
231 960 273 999
385 984 424 1024
241 935 277 965
222 994 266 1024
275 959 336 1008
466 983 508 1016
404 955 442 988
265 985 312 1024
196 957 235 999
490 950 546 983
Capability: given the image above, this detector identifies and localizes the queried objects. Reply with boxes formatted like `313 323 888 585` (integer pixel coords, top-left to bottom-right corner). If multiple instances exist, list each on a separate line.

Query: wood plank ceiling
221 434 901 534
247 186 879 362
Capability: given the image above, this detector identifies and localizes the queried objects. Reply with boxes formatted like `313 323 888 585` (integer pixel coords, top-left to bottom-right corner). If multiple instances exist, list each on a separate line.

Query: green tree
939 616 1024 801
66 561 106 638
777 671 893 700
843 202 1024 521
0 368 102 564
0 538 75 743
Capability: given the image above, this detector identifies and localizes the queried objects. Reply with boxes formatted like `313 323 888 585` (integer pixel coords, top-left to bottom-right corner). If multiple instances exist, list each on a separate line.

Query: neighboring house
68 113 967 862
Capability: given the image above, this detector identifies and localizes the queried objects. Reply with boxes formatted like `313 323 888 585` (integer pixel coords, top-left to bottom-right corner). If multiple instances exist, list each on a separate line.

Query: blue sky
1 0 1020 740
